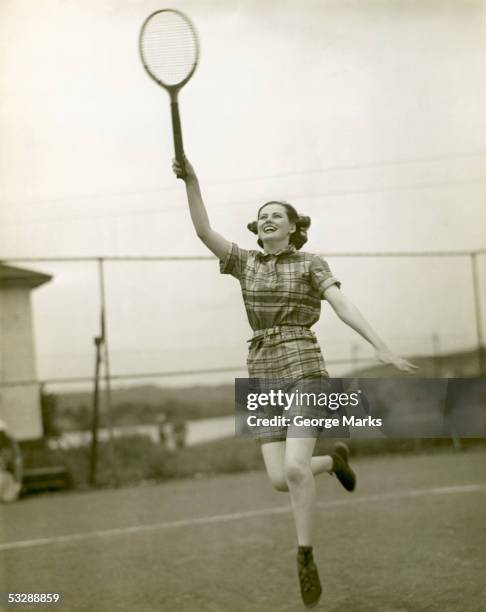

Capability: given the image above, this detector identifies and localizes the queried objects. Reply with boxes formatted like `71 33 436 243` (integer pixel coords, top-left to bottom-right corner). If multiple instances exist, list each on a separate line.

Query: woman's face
257 203 295 246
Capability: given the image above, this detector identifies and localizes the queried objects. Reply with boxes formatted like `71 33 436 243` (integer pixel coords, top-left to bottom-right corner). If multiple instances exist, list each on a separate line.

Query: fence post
89 336 102 485
432 333 441 377
98 258 119 485
471 253 485 377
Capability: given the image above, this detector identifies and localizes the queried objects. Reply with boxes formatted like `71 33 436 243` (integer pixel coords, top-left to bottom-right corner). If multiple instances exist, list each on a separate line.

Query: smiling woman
247 201 311 251
172 154 416 607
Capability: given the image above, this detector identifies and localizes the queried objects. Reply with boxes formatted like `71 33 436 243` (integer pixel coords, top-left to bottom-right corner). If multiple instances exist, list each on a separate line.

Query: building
0 263 52 441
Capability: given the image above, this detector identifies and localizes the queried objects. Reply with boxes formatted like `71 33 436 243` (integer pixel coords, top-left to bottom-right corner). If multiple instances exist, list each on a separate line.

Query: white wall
0 287 43 440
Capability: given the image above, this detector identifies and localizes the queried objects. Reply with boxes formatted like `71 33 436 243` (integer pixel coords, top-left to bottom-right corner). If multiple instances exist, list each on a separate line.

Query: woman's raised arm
172 157 231 261
324 285 418 374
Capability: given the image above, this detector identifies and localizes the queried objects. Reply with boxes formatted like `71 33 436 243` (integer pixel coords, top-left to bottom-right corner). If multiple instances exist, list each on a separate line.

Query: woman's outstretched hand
172 156 197 183
375 348 418 374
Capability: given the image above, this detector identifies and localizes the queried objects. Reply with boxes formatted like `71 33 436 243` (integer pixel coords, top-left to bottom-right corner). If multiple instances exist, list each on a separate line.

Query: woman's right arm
172 157 231 261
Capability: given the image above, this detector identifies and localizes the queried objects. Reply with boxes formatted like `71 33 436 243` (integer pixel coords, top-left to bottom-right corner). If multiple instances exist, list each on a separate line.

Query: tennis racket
139 9 199 180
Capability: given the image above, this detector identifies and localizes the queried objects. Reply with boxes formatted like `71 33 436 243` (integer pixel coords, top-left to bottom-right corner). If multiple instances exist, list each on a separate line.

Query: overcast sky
1 0 485 388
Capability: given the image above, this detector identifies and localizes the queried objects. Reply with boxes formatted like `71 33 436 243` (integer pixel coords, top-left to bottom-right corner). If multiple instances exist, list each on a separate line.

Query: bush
23 435 486 492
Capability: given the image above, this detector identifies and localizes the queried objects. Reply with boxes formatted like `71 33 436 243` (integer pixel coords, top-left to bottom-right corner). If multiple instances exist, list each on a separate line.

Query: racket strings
141 12 198 86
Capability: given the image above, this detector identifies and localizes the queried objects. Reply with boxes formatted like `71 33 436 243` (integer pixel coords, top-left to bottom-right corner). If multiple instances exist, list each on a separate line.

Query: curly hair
247 201 311 250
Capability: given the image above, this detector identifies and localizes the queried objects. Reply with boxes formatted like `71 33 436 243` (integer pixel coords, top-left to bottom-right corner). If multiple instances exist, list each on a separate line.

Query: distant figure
156 412 168 445
172 417 187 449
156 412 177 451
0 420 23 503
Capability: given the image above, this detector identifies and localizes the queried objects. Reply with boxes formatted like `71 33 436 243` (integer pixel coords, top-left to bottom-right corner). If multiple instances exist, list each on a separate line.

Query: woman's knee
268 471 288 492
284 459 310 485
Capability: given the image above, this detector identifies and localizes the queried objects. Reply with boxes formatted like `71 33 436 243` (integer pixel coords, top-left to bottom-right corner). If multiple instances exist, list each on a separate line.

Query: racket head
139 9 199 91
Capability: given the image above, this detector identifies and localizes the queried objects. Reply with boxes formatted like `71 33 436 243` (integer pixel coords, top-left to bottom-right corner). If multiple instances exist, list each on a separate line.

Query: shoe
331 442 356 492
297 548 322 608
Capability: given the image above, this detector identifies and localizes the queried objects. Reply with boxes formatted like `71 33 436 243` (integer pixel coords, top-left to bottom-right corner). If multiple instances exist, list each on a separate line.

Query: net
140 10 198 87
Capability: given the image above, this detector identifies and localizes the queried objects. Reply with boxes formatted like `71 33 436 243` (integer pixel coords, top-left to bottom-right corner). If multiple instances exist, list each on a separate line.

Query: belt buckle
264 326 278 338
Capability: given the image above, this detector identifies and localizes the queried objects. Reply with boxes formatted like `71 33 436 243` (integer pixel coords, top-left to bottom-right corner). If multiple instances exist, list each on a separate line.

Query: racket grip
170 101 186 180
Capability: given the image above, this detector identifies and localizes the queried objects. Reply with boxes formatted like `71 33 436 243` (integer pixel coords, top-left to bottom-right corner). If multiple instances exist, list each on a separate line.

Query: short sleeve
309 255 341 299
219 242 249 280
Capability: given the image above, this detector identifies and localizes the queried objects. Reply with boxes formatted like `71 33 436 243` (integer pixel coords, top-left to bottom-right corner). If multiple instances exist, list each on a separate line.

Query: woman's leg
310 454 333 476
261 438 323 606
261 441 332 493
284 436 318 547
261 440 287 491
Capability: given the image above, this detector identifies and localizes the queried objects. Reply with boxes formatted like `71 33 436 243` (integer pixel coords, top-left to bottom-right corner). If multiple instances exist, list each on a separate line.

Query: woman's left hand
375 348 418 373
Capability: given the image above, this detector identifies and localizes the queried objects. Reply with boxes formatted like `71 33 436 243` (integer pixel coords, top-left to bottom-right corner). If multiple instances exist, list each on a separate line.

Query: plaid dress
221 243 343 441
220 242 340 374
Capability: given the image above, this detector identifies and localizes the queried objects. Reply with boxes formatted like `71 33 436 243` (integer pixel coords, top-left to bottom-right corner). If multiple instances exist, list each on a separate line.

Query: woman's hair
247 201 311 250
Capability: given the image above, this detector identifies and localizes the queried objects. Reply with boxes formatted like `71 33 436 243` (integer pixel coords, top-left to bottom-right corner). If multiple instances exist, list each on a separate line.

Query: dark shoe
297 547 322 608
331 442 356 492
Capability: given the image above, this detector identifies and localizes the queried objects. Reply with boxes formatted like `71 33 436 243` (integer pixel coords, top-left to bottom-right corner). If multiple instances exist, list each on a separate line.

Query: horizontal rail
0 358 376 388
1 250 486 263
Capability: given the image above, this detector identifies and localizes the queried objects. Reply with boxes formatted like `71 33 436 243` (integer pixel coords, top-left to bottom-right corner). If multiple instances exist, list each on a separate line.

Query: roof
0 263 52 289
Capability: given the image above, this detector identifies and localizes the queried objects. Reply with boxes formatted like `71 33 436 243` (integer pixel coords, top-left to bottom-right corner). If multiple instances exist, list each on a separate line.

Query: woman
172 157 416 608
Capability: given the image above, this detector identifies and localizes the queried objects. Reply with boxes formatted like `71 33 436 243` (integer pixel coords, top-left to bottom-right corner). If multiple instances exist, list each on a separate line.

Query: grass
2 449 486 611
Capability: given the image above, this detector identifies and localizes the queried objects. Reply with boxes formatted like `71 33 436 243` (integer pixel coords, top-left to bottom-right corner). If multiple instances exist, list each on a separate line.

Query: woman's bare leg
284 436 318 547
261 441 332 493
261 437 329 607
261 441 288 491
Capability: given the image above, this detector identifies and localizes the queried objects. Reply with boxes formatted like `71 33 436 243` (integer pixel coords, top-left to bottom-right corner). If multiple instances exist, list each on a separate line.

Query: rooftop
0 263 52 289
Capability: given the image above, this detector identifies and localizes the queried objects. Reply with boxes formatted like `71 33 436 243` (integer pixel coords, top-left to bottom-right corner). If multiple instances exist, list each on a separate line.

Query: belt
247 325 313 343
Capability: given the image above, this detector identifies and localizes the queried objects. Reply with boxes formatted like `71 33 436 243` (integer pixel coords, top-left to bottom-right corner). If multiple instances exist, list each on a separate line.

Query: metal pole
432 333 441 378
98 258 119 485
39 382 46 435
471 253 485 377
89 336 102 485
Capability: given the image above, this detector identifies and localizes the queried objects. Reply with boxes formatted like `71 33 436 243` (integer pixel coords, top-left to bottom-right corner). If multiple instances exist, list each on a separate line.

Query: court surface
1 449 485 611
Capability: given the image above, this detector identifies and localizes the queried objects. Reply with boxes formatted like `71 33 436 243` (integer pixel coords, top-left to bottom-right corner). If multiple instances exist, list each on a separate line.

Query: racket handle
170 100 186 180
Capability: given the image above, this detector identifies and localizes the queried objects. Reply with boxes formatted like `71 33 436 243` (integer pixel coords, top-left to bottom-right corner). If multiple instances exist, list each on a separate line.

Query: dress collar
257 244 296 260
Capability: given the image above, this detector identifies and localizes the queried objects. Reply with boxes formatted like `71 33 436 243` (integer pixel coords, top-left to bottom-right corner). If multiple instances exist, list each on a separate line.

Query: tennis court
1 448 485 611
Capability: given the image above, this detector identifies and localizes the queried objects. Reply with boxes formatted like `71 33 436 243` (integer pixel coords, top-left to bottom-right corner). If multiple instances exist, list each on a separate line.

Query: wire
2 248 485 264
2 341 482 389
3 150 486 210
200 151 486 186
2 248 486 264
0 357 377 388
2 176 486 226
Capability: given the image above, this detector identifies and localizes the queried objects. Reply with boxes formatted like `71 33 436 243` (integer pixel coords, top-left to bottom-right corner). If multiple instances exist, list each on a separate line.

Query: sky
1 0 485 388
